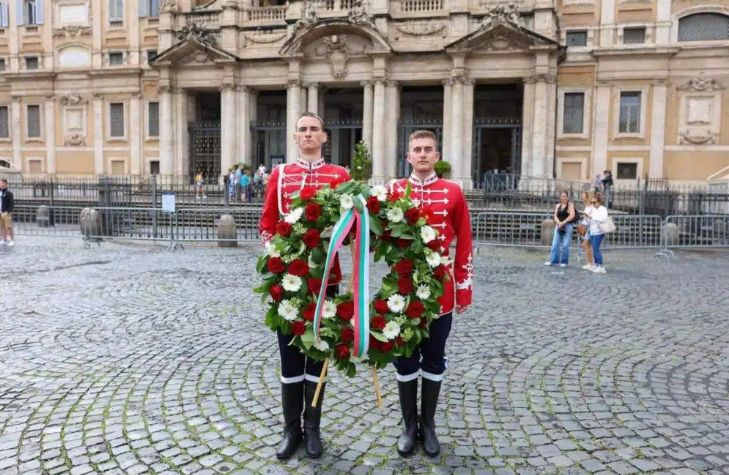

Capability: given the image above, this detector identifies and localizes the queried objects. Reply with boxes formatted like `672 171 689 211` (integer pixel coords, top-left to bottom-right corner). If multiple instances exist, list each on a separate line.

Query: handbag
576 224 588 236
598 216 616 234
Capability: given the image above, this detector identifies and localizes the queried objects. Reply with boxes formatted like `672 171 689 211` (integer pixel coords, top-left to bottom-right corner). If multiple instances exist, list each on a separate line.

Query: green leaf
369 216 383 235
371 331 389 343
256 256 268 274
311 247 324 264
300 329 314 350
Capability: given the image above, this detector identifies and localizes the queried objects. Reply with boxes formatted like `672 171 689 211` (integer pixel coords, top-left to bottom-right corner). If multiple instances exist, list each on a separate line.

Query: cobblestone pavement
1 237 729 475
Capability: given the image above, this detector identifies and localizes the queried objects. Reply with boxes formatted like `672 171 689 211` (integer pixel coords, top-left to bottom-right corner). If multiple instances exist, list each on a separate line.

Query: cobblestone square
1 238 729 474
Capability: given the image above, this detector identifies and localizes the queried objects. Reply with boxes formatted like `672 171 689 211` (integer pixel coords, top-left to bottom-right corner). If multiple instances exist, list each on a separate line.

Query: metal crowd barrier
662 215 729 248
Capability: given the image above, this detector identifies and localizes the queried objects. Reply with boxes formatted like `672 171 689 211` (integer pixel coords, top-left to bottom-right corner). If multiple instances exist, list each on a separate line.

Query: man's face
0 181 6 190
294 116 327 155
407 137 440 174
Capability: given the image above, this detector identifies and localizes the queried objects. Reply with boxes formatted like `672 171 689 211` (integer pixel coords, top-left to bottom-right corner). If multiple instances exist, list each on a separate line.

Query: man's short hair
408 129 438 147
296 112 325 130
0 178 7 185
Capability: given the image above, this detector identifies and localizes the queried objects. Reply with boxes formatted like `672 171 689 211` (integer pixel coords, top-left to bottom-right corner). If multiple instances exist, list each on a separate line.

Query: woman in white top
579 191 595 270
584 193 608 273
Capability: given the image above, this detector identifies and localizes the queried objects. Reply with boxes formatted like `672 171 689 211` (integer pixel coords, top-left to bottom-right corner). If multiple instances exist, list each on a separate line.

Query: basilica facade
1 0 729 187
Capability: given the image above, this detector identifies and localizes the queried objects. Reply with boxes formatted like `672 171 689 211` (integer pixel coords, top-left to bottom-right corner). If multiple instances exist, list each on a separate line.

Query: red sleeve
259 166 280 244
452 186 473 307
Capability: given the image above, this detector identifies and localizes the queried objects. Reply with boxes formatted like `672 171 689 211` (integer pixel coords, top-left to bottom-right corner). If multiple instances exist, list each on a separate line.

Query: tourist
0 179 15 247
545 191 577 267
585 193 609 273
258 112 350 460
389 130 473 457
240 169 251 203
578 191 595 270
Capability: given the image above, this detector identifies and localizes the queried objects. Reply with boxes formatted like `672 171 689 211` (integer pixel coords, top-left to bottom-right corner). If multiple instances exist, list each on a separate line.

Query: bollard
661 222 679 246
216 214 237 248
36 205 53 227
541 219 555 246
79 207 102 238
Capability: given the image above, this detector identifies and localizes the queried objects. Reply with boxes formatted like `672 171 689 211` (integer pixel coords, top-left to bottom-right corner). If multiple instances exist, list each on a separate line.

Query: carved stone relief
177 23 217 46
244 31 288 44
394 21 447 39
480 3 521 29
60 93 85 106
53 25 92 38
677 77 725 92
303 34 372 79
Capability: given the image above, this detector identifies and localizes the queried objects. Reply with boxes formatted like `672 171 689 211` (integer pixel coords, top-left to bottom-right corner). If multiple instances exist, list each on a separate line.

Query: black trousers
277 284 338 384
394 312 453 382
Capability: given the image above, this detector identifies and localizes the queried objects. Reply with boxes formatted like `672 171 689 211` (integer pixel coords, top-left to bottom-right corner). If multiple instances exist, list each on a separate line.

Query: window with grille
619 91 641 134
109 52 123 65
563 92 584 134
678 13 729 41
110 103 125 138
623 27 645 44
148 102 159 137
0 106 8 138
617 163 638 179
25 56 38 69
27 104 41 138
150 160 160 175
566 30 588 47
147 49 157 64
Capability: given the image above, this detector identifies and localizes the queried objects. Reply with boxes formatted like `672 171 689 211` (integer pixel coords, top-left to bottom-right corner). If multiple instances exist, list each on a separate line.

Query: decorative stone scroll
480 3 520 29
177 23 217 46
53 25 92 38
394 21 447 37
60 93 85 106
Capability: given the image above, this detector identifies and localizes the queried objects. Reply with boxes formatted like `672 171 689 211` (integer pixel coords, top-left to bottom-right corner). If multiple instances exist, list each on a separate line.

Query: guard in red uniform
259 112 350 460
389 130 473 457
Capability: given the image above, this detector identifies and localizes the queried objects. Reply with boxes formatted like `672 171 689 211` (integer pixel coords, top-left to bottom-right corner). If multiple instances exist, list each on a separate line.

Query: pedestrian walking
0 179 15 247
585 193 609 273
258 112 350 460
388 130 473 457
578 191 595 270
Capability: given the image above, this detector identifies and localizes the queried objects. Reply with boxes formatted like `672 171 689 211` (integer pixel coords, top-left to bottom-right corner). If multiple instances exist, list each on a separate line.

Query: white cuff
280 374 305 384
396 371 420 382
421 370 444 382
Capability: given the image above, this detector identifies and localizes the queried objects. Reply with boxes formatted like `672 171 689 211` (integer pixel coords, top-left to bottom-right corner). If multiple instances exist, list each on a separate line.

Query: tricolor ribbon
313 195 370 358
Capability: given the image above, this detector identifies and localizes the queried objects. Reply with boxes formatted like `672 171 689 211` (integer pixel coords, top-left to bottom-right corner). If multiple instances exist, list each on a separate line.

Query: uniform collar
408 172 438 187
296 157 326 171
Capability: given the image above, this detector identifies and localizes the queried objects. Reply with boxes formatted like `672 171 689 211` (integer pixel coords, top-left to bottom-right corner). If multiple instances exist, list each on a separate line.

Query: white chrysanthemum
383 321 401 340
386 207 404 223
281 274 302 292
340 193 354 210
420 225 436 243
412 199 421 207
265 241 281 258
425 250 441 268
314 338 329 352
371 185 388 202
277 300 298 321
387 294 406 314
416 285 431 300
322 300 337 319
284 207 304 224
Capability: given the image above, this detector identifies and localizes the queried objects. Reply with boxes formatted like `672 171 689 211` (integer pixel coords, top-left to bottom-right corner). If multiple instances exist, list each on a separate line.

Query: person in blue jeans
586 193 609 273
545 191 578 267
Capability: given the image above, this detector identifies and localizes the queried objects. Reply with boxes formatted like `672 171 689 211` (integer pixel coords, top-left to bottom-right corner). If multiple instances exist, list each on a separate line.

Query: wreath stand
311 244 383 409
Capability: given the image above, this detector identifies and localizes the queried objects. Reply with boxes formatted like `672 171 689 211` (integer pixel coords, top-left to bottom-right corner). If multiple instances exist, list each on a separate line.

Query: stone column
442 80 452 165
528 74 556 179
129 95 141 176
655 0 671 43
544 80 557 179
11 99 21 168
159 87 175 176
248 89 258 163
385 81 400 180
91 0 103 69
286 81 302 162
450 78 465 181
591 84 611 179
600 0 615 47
300 87 308 116
221 84 238 175
361 81 374 151
128 0 140 66
520 79 535 177
238 86 252 167
93 95 104 175
44 98 56 175
461 79 475 188
649 82 667 178
174 90 189 178
371 80 386 182
7 0 19 71
307 83 319 114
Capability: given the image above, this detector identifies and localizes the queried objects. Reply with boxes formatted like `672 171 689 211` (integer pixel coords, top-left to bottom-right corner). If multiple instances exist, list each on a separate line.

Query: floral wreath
255 180 450 377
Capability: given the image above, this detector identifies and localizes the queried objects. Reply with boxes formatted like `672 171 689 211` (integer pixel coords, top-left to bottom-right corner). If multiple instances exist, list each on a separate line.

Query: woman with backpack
585 192 609 274
545 191 578 267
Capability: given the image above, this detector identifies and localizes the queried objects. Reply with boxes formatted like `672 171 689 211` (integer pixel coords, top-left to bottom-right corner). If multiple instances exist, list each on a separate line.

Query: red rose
393 259 414 276
341 327 354 342
269 285 284 302
379 341 393 353
288 259 309 277
302 229 321 248
371 315 386 331
434 265 449 280
300 187 317 201
405 207 420 225
267 257 285 274
305 203 322 222
427 240 442 252
388 190 403 202
406 300 424 319
276 221 292 237
308 278 323 295
396 239 411 249
395 336 404 347
373 300 389 314
337 301 354 321
419 317 429 328
369 335 381 351
335 343 350 359
366 196 381 214
291 320 306 335
303 302 316 322
398 277 414 295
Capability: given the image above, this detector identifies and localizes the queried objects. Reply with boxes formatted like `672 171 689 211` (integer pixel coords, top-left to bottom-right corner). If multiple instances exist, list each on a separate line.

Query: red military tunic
390 173 473 315
260 158 351 284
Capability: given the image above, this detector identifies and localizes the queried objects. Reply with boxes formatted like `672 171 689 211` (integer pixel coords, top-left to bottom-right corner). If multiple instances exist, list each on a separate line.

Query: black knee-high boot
420 378 442 457
303 380 325 458
276 382 304 460
397 379 419 456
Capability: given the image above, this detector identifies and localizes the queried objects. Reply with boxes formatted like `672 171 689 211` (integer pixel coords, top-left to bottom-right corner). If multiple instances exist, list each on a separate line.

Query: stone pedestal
216 214 237 248
36 205 53 227
541 219 555 246
80 208 102 238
